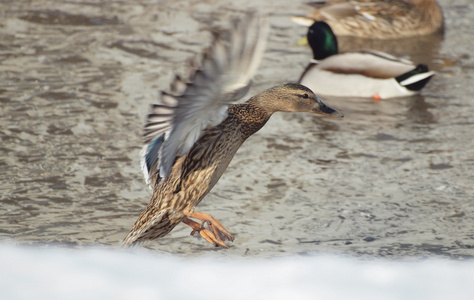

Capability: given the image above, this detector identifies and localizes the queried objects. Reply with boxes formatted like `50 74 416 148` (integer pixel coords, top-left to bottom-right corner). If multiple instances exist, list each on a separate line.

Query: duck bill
313 97 344 118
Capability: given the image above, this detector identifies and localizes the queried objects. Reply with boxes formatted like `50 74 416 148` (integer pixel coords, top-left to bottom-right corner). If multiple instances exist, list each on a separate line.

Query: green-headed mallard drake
292 0 444 39
123 14 343 248
298 21 435 100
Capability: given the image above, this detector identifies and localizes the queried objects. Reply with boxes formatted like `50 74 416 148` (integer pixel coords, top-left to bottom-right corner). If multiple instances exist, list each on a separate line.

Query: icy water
1 0 473 259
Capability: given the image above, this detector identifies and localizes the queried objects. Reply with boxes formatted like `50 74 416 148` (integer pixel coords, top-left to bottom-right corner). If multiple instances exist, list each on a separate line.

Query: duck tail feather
396 64 435 91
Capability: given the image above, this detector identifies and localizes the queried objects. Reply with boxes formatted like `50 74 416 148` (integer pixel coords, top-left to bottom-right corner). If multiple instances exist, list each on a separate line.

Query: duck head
307 21 339 60
252 83 343 118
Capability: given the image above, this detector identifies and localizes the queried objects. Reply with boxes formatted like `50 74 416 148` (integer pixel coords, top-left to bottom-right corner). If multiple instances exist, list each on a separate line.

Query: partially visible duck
292 0 444 39
123 14 343 248
298 21 435 100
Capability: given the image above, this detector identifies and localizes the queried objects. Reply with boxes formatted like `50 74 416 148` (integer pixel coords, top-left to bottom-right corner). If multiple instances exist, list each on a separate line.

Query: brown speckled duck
292 0 444 39
123 13 343 248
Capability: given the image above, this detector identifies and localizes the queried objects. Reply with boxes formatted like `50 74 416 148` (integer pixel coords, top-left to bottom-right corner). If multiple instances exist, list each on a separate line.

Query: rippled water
1 0 473 258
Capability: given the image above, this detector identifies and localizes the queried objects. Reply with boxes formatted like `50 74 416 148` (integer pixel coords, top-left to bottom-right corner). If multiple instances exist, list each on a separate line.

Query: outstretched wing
141 13 269 186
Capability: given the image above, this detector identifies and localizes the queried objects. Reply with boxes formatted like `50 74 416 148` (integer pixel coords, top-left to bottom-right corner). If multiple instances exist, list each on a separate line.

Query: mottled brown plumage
123 84 342 247
292 0 444 39
123 14 343 248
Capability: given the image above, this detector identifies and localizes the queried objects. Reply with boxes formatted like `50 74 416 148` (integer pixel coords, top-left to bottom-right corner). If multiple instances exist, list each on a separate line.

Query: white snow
1 244 473 300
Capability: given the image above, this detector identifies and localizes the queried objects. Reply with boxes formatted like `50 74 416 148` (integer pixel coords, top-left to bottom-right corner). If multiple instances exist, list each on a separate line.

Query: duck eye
302 93 309 99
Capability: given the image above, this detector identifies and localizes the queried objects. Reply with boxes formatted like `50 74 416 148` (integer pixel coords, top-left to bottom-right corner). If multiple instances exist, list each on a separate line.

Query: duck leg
182 210 234 247
181 217 227 247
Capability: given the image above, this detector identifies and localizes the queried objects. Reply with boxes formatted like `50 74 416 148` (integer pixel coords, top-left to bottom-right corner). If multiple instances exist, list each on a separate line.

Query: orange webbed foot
182 210 234 248
372 93 382 102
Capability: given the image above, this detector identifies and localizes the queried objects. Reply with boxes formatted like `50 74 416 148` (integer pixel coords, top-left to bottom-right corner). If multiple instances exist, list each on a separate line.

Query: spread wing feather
140 13 269 187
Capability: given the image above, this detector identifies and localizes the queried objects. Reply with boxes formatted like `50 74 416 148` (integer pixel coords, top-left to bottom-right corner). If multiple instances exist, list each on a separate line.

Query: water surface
1 0 473 258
